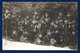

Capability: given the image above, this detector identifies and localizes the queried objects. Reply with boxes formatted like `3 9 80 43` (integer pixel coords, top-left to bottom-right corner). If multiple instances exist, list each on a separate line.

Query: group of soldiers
3 4 77 49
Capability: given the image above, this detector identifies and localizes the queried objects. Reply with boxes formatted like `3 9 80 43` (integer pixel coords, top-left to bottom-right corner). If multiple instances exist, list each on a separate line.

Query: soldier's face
5 10 9 13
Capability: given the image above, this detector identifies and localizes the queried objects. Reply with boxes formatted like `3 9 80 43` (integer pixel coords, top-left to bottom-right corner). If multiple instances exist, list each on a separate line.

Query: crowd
3 3 77 49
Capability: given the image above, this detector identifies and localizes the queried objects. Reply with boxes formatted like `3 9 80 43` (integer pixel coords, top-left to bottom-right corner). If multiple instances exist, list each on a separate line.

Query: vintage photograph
2 2 78 50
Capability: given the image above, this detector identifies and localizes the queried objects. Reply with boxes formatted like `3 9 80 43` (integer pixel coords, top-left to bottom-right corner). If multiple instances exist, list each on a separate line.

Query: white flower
23 31 28 34
62 25 64 28
32 20 36 24
12 15 15 18
32 20 37 24
51 22 54 26
38 23 41 26
72 25 75 28
13 30 16 35
39 34 43 38
19 27 23 31
33 29 36 32
69 22 70 24
21 20 24 23
36 38 41 44
72 21 75 23
27 16 29 19
45 18 49 22
20 35 25 42
19 16 20 17
52 31 54 33
60 39 63 42
55 20 58 24
72 31 75 35
59 12 62 16
58 16 60 19
37 24 41 28
45 13 48 17
37 16 39 19
35 25 37 28
50 39 56 45
41 20 44 23
59 19 63 23
67 13 70 17
69 25 71 28
55 30 58 33
34 12 37 15
25 21 27 25
53 6 56 8
54 24 57 28
64 20 68 24
47 31 52 35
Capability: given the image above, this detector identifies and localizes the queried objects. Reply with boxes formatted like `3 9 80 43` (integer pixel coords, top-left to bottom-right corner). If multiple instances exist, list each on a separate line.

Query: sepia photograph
2 2 78 50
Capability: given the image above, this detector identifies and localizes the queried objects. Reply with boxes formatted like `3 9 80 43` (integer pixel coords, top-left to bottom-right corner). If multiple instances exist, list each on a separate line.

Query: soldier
4 9 12 40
